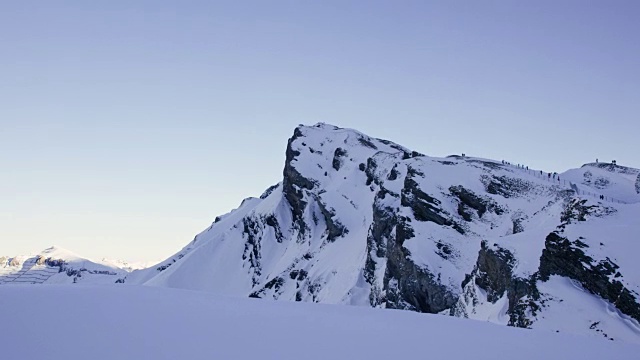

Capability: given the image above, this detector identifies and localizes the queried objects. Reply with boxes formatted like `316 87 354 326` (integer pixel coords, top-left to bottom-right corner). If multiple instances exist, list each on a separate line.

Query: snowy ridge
0 246 126 285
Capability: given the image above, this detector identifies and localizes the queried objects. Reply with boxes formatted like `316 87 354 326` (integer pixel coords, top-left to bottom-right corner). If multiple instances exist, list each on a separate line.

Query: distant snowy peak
100 258 158 272
0 246 126 285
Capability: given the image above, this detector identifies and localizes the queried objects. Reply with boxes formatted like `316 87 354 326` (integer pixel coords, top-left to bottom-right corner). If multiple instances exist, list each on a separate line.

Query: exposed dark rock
364 198 396 307
449 185 504 222
594 177 610 189
560 199 596 224
332 147 348 171
438 161 456 166
264 276 284 291
260 184 280 199
387 165 400 181
289 269 308 281
474 242 513 301
402 171 463 234
468 241 540 327
358 137 378 149
365 158 379 186
315 197 348 242
586 162 638 176
468 159 503 170
512 218 524 234
539 232 640 322
363 193 458 313
283 128 317 235
401 151 413 160
377 139 410 158
358 163 366 171
242 217 262 285
384 216 457 313
44 258 66 271
435 241 455 260
156 262 172 272
249 276 286 299
457 203 473 222
406 166 424 177
636 173 640 194
481 175 533 198
264 214 284 243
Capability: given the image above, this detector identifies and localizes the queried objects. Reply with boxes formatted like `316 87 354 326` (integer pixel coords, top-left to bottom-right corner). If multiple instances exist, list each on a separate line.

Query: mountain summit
103 123 640 342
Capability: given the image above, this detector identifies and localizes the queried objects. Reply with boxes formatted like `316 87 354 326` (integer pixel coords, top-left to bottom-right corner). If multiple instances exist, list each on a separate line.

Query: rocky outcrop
332 147 347 171
282 128 317 234
364 157 379 186
449 185 504 221
365 188 457 313
242 217 263 285
264 214 284 243
260 184 280 199
636 173 640 194
456 242 540 328
559 198 616 229
539 232 640 323
402 168 463 234
364 195 396 307
481 175 534 199
315 197 348 242
560 199 595 223
384 217 457 313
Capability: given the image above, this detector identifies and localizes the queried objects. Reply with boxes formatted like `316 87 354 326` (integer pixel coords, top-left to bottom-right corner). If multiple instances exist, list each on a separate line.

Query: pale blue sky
1 1 638 261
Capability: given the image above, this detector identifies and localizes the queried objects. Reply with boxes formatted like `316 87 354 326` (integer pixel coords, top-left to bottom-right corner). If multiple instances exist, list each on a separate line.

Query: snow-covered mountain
100 258 159 272
5 123 638 344
114 123 640 343
0 246 127 284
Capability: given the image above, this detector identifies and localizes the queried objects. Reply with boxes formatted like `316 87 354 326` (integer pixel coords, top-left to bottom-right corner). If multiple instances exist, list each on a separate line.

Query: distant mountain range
0 246 132 284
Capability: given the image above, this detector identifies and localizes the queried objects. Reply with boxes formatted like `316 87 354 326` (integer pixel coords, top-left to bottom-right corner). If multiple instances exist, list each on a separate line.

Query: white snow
0 284 637 360
534 276 640 344
4 123 639 346
0 246 125 285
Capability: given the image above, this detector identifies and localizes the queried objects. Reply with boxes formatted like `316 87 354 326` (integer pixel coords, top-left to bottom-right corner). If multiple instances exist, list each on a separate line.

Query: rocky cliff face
125 123 640 343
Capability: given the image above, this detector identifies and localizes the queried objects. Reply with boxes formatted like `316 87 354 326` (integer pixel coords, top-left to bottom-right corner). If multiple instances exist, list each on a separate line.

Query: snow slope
0 284 637 360
118 123 640 343
561 162 640 204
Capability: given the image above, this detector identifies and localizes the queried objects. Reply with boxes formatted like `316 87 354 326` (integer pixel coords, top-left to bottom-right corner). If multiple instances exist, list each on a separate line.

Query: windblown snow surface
0 285 637 360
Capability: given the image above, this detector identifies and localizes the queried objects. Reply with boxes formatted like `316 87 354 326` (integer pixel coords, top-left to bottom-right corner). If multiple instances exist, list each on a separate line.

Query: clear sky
1 1 639 262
